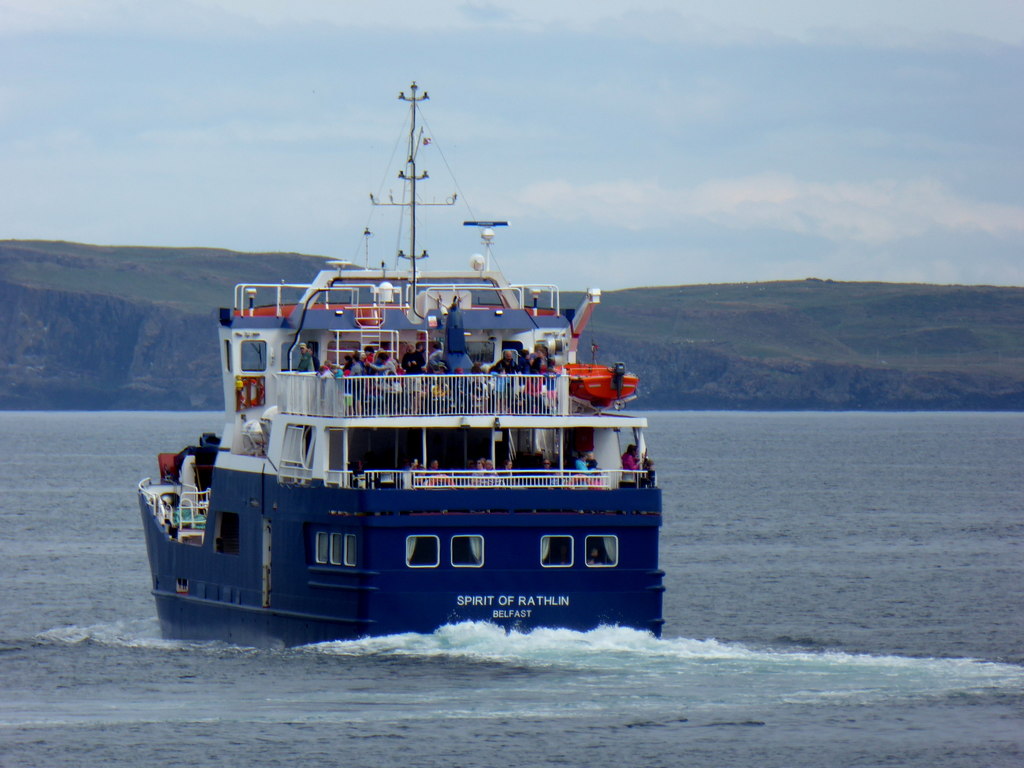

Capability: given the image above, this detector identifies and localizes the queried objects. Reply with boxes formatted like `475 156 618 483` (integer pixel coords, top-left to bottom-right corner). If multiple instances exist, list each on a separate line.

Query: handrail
323 468 653 490
138 479 210 529
278 372 570 418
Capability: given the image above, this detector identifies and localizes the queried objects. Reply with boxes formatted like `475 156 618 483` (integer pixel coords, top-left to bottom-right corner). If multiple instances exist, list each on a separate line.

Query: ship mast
370 82 455 308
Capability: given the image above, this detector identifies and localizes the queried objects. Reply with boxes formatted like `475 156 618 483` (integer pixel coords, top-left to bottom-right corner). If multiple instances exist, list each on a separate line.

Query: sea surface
1 410 1022 767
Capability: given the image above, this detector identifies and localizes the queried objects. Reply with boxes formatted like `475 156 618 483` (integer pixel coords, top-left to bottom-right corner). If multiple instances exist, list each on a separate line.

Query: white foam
38 619 1024 700
306 621 1024 697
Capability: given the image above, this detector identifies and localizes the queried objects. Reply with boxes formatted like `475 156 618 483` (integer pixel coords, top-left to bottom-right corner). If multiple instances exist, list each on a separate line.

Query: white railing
278 372 570 418
138 480 210 530
322 469 653 490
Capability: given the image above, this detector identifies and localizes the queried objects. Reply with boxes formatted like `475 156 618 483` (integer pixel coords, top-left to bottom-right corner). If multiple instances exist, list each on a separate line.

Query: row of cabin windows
313 532 619 569
406 534 618 569
315 532 358 567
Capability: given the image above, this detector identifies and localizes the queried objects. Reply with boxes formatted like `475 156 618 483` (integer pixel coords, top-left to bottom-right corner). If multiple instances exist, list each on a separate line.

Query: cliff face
0 280 220 409
609 342 1024 410
572 279 1024 410
1 240 1022 411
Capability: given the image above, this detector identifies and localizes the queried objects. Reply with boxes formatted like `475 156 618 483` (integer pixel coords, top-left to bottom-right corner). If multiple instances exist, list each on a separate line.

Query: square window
451 535 484 567
241 340 267 372
585 535 618 567
540 535 573 567
406 535 440 567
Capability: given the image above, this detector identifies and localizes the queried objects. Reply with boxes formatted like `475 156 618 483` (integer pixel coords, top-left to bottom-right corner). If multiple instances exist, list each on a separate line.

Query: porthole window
406 535 440 567
451 535 484 567
540 535 573 567
585 535 618 567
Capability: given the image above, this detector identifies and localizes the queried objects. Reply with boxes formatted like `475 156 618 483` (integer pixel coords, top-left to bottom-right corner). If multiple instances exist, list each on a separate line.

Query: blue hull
141 467 664 647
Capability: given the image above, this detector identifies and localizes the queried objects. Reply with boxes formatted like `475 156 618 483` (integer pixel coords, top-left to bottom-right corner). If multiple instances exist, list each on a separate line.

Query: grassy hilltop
2 240 1022 410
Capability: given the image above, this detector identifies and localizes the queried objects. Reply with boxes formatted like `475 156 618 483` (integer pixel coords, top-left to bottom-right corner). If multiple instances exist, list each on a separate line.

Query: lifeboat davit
565 362 638 408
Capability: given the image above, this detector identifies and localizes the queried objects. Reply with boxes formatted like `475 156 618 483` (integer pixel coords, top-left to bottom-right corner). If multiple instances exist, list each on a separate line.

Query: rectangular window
316 531 329 564
466 341 495 365
540 535 573 567
406 535 440 567
344 533 357 567
329 532 343 565
585 535 618 567
224 340 232 372
241 340 267 372
215 511 240 555
282 424 315 479
451 535 484 567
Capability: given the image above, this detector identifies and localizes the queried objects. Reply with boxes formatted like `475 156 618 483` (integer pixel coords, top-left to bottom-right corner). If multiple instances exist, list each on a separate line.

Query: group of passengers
296 339 560 416
296 340 556 380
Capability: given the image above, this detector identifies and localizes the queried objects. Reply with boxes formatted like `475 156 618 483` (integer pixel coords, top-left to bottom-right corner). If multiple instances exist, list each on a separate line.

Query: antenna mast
370 82 455 305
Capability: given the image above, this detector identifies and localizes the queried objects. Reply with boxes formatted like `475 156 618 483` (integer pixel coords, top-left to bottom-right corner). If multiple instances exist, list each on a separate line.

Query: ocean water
1 410 1021 767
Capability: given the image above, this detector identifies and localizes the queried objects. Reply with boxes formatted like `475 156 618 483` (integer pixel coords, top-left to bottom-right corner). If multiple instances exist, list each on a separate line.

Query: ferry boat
137 84 663 647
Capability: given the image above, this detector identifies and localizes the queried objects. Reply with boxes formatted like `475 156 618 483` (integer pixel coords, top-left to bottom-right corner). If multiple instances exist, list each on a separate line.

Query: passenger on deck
530 344 549 373
367 350 398 376
575 452 598 471
490 349 518 374
402 341 427 374
296 344 315 372
641 456 656 487
427 341 446 372
621 444 639 471
343 353 363 376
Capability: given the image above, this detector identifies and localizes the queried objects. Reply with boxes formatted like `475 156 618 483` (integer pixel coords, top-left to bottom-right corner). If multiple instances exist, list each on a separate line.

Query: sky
1 1 1022 291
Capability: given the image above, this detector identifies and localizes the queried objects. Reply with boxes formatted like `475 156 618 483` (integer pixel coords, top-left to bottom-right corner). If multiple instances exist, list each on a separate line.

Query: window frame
450 534 485 568
315 531 329 564
344 533 357 567
540 534 574 568
584 535 619 568
240 339 268 372
405 534 441 568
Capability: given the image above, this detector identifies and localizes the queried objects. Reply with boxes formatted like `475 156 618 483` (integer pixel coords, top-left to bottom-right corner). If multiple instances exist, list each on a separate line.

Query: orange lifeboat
565 362 638 408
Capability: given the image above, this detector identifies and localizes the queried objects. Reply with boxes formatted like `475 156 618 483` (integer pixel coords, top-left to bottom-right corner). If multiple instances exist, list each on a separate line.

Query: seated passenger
575 451 597 471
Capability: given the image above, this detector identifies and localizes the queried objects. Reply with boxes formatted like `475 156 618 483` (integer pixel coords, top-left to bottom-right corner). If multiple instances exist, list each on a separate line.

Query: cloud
2 1 1021 45
511 175 1024 244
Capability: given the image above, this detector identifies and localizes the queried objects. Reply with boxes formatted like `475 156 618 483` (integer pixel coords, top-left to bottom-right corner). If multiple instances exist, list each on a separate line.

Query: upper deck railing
277 372 570 419
233 279 562 317
319 468 652 490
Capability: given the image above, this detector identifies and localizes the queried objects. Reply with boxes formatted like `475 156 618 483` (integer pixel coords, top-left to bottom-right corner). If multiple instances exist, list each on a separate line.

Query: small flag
423 137 431 146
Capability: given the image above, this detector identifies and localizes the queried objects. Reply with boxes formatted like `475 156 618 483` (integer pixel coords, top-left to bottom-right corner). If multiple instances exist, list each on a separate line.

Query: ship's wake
38 618 1024 704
